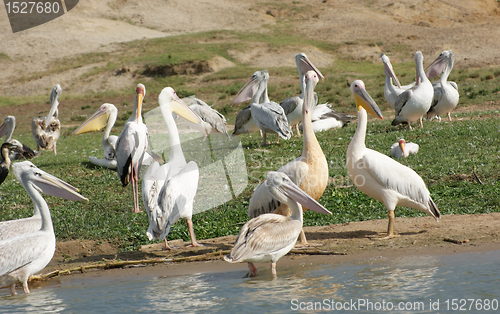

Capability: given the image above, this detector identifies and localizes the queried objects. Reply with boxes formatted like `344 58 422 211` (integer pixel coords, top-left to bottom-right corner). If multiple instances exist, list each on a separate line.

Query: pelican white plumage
380 53 415 109
224 171 332 277
0 116 37 160
232 70 291 145
142 87 206 250
116 84 148 213
280 53 324 136
303 103 354 132
0 160 82 240
347 80 440 239
392 51 434 129
31 84 62 154
390 139 419 158
72 103 119 169
248 71 327 246
425 50 459 122
0 161 87 295
188 98 229 136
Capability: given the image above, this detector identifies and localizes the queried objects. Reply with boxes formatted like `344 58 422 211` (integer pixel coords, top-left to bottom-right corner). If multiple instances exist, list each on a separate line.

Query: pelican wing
228 214 300 262
0 233 52 277
394 89 413 117
190 100 228 135
362 149 430 206
0 217 41 241
279 96 301 115
251 102 291 139
247 158 308 218
149 161 199 240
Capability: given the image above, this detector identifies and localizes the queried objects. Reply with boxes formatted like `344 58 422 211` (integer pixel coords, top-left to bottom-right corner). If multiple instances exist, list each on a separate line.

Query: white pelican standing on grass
0 116 37 160
116 84 148 213
280 53 324 136
142 87 206 250
425 50 459 121
32 84 62 154
390 139 419 158
232 70 291 145
347 80 440 239
0 161 87 295
224 171 332 277
380 53 415 109
72 103 162 169
248 70 328 246
392 52 433 129
232 105 261 137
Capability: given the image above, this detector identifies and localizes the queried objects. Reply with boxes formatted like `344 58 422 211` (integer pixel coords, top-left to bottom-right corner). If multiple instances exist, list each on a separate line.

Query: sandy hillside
1 0 500 97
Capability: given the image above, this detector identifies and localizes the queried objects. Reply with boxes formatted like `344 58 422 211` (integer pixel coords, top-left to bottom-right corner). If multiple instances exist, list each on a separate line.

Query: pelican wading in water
224 171 332 277
347 80 440 239
248 70 328 246
232 70 291 145
280 53 324 136
142 87 206 250
0 161 87 295
32 84 62 154
0 116 37 160
425 50 459 121
392 52 433 130
390 139 419 158
116 84 148 213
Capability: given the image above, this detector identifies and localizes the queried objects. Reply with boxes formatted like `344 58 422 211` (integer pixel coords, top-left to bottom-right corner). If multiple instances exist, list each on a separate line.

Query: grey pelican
0 143 16 185
142 87 206 250
72 103 162 169
347 80 440 239
392 52 434 129
224 171 332 277
248 71 327 246
390 139 419 158
31 84 61 154
116 84 148 213
232 70 291 145
279 53 324 135
380 53 416 109
425 50 459 121
303 103 354 132
0 161 87 295
0 116 37 160
188 98 229 136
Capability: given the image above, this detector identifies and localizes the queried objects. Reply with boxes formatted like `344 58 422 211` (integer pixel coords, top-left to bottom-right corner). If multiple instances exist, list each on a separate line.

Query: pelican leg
419 117 423 128
370 210 399 240
447 112 451 121
22 282 30 294
9 283 16 295
295 229 322 248
247 262 259 277
276 133 280 144
294 124 301 137
262 132 268 145
185 218 202 247
53 143 57 155
271 262 277 278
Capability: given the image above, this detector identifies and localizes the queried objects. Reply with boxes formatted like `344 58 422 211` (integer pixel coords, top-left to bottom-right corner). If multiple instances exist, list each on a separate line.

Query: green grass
1 112 498 252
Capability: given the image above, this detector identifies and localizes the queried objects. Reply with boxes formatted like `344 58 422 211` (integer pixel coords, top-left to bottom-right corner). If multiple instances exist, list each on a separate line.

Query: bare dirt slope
1 0 500 97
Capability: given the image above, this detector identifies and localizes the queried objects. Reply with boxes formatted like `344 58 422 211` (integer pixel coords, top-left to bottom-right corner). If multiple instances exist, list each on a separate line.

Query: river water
1 250 499 313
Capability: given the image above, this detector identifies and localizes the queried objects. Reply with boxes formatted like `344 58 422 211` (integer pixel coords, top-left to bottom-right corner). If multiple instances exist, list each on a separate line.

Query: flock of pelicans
0 49 459 295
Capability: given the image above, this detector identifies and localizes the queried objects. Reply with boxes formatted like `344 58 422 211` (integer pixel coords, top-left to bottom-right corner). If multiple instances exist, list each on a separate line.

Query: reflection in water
1 251 499 313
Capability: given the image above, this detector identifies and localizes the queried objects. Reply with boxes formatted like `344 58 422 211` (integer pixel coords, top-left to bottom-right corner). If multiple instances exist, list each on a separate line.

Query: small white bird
224 171 332 277
347 80 440 239
0 161 88 295
390 139 419 158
